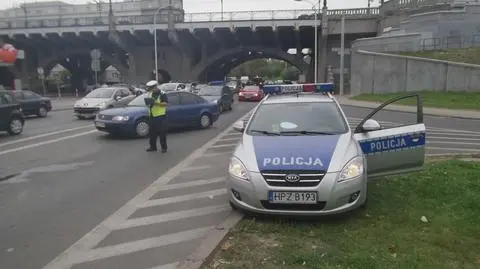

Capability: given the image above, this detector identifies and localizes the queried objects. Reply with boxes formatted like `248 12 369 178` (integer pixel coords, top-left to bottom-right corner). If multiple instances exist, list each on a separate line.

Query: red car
238 85 264 102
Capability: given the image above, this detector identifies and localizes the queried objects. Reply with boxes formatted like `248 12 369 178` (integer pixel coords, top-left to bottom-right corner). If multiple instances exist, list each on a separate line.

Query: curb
176 211 243 269
340 103 480 120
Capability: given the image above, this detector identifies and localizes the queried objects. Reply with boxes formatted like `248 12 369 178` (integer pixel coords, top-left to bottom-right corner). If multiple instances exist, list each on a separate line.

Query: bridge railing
0 8 380 30
385 0 455 9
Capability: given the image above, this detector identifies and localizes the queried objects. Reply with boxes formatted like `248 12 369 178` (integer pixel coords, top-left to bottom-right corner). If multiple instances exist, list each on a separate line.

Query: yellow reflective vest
148 92 167 117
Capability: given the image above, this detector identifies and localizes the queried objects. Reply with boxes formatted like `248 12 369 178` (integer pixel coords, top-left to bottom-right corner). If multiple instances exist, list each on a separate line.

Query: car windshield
246 102 349 136
243 86 259 91
159 83 179 92
197 86 222 96
85 88 116 98
128 93 150 107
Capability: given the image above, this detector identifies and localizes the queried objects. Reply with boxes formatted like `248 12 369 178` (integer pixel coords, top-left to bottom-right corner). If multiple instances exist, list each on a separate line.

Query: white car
74 87 133 119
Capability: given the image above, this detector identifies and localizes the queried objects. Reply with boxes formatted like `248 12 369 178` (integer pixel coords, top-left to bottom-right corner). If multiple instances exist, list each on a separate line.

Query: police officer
145 80 169 153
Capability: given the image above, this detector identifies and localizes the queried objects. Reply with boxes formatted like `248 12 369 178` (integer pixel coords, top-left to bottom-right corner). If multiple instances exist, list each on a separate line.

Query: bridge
0 1 386 91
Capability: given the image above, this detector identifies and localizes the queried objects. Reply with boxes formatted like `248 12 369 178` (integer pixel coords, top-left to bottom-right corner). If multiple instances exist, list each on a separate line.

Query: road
0 103 479 269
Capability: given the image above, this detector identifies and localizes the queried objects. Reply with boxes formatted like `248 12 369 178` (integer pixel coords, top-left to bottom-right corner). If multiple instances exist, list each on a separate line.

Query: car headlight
112 115 130 121
228 157 249 181
212 99 218 104
95 102 106 108
338 156 364 182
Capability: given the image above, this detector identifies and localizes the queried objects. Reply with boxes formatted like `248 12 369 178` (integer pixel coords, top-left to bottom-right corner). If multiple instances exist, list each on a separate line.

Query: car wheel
228 102 233 111
135 119 150 137
199 113 212 129
37 106 48 117
8 117 24 135
219 103 224 113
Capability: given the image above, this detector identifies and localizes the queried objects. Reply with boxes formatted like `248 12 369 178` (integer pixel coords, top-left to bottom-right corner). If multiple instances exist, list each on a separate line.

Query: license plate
268 191 317 204
95 122 105 128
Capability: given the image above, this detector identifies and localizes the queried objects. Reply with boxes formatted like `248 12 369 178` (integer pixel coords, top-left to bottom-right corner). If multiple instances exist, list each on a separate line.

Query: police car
227 89 426 215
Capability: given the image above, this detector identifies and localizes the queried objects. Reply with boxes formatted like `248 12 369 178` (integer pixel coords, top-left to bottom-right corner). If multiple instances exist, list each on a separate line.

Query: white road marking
158 177 225 191
427 136 480 141
427 147 480 152
202 152 231 157
111 205 230 230
427 141 480 146
41 110 254 269
66 227 213 265
217 137 242 142
0 125 92 148
180 165 213 172
427 131 480 137
146 262 179 269
140 189 227 208
210 143 238 149
0 130 97 157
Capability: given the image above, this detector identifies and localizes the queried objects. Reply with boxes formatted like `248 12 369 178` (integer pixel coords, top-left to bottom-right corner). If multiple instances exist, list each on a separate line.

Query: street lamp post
221 0 224 21
339 12 345 96
294 0 320 83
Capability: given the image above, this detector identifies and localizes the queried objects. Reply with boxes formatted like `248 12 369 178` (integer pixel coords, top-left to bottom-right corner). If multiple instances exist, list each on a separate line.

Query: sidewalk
337 96 480 120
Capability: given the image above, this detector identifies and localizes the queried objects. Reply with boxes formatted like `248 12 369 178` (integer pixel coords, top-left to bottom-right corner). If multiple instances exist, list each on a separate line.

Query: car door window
179 92 204 105
166 93 180 105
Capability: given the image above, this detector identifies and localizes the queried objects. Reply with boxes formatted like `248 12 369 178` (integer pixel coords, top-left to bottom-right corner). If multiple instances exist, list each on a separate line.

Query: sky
1 0 380 13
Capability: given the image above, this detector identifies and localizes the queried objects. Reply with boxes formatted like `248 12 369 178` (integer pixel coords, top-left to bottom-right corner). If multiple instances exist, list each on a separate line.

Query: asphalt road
1 102 479 269
0 101 257 269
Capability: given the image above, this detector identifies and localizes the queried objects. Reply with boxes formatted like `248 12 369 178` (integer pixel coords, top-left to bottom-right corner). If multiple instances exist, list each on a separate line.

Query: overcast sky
1 0 380 12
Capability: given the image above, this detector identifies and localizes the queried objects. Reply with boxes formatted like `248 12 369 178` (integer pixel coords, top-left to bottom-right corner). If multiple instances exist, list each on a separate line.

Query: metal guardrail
420 35 480 50
0 8 380 30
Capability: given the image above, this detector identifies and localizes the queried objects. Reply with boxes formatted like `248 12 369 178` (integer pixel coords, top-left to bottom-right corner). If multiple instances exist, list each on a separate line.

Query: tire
135 118 150 137
8 117 24 135
228 102 233 111
218 103 224 113
37 106 48 117
199 113 212 129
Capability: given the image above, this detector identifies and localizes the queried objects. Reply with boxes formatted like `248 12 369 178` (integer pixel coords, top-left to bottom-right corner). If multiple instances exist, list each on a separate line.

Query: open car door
353 94 426 178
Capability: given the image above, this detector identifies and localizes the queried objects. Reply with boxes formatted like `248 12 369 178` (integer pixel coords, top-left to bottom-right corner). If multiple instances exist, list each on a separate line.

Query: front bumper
74 107 101 118
227 171 367 216
238 94 262 101
94 119 135 135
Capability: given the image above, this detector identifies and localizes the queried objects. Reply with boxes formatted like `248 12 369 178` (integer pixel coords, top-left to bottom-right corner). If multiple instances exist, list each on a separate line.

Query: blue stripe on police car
252 135 340 171
359 132 426 155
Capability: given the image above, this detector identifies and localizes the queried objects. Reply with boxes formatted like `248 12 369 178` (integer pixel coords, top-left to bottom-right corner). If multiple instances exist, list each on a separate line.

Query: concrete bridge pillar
318 5 329 82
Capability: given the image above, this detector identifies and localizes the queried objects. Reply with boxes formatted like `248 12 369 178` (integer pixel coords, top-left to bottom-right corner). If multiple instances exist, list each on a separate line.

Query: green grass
351 91 480 110
203 159 480 269
398 47 480 65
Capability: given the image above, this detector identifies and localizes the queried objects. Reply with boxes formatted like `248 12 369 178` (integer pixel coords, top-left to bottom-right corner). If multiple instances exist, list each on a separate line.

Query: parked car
0 90 24 135
238 85 265 102
74 87 134 119
94 91 220 137
11 90 52 117
197 85 233 112
159 83 187 92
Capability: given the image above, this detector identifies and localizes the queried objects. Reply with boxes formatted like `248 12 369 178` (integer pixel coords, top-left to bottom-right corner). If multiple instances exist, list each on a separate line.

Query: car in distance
74 87 133 119
238 85 265 102
11 90 52 117
0 90 25 135
196 85 234 112
94 91 220 137
227 92 426 216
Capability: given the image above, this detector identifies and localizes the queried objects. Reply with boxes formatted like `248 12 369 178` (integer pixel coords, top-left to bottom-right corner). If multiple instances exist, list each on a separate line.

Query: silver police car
227 92 426 215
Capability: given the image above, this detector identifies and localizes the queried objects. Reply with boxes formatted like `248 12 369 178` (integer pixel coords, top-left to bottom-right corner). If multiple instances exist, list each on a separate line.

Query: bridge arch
191 46 310 81
39 48 128 76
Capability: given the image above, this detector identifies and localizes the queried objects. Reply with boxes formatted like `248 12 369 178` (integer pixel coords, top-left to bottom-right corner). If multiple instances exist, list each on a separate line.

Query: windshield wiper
249 130 280 136
279 131 337 135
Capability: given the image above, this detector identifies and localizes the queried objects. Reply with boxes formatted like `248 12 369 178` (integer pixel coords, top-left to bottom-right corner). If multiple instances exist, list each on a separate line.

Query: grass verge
351 91 480 110
398 47 480 65
203 159 480 269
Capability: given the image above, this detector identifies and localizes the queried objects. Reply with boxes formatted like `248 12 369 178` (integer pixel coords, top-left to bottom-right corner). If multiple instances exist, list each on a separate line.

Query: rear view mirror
362 119 381 132
232 120 245 132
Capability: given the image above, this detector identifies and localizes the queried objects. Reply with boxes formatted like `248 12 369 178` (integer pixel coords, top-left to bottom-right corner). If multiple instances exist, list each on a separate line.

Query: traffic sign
37 67 44 75
91 60 101 72
90 49 101 59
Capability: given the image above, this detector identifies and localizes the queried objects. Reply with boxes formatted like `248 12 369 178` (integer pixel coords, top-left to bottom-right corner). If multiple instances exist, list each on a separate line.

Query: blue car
93 91 220 137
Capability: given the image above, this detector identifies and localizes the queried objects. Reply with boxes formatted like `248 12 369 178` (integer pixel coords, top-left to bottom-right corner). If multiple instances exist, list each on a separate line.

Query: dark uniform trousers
149 115 167 150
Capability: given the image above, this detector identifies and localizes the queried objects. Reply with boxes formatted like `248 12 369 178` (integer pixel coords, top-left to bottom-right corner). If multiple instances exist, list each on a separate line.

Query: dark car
0 90 25 135
94 91 220 137
11 90 52 117
197 85 233 112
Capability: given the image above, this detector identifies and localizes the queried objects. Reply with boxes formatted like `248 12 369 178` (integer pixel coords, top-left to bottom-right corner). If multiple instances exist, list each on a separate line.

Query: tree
282 66 300 81
229 58 299 80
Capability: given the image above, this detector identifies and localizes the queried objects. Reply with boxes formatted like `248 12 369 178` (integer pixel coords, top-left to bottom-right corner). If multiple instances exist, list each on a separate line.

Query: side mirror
232 120 245 133
361 119 381 132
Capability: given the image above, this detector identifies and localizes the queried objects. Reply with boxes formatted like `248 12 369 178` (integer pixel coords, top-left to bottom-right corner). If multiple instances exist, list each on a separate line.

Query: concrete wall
351 32 433 52
350 50 480 95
